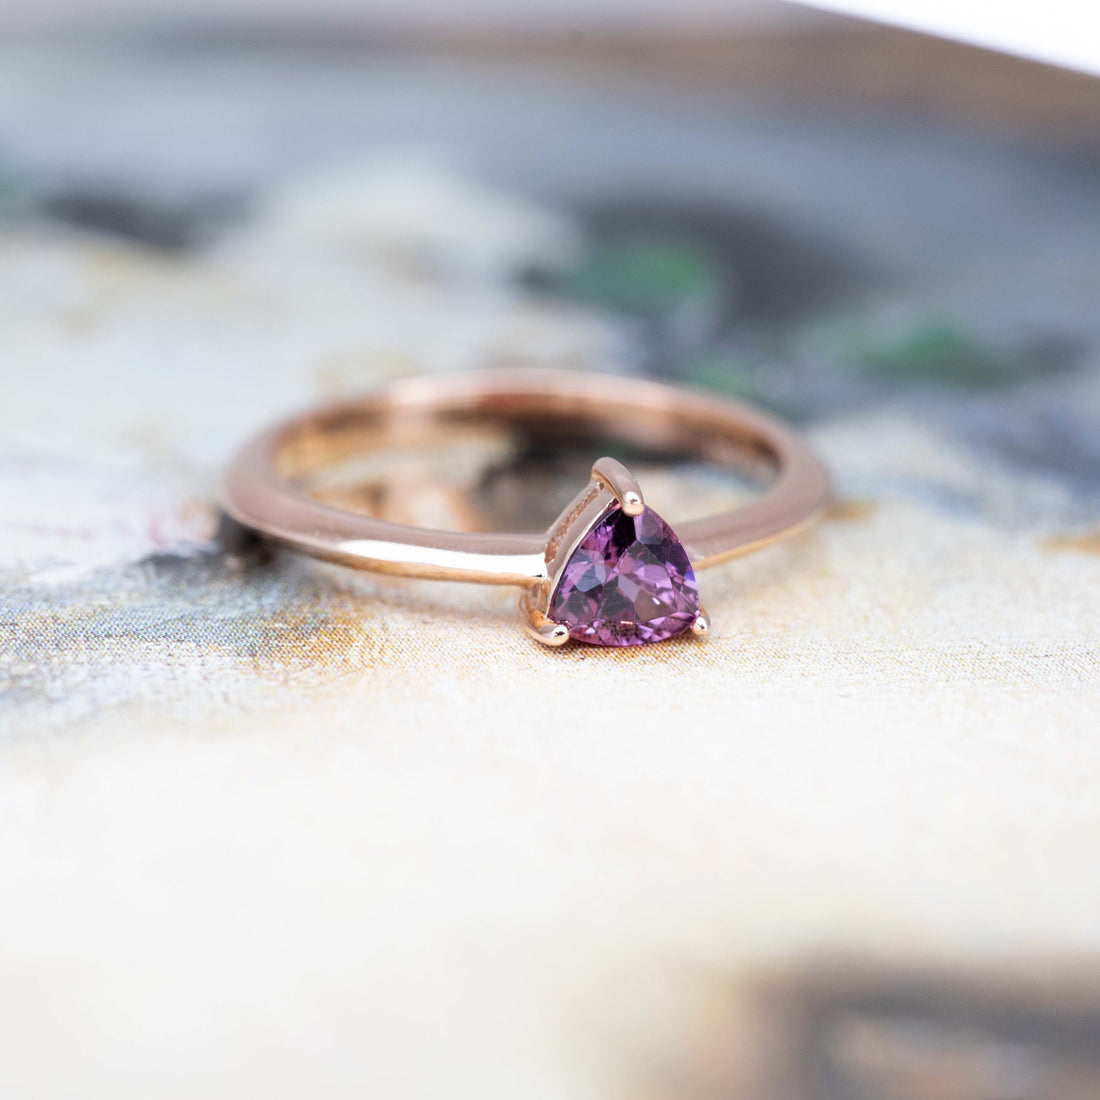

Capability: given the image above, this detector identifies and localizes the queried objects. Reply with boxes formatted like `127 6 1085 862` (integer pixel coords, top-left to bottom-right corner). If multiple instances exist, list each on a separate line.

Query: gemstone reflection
549 506 699 646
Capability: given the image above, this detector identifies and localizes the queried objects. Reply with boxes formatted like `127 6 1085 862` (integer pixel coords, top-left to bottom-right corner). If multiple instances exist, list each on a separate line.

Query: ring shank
222 370 832 586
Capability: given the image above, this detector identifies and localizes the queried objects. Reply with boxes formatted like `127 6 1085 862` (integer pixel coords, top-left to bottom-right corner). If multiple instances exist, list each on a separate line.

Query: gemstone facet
549 505 699 646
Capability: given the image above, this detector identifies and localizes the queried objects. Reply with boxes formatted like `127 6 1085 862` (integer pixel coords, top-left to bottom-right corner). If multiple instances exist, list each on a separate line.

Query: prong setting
518 590 571 646
519 457 705 648
691 609 710 637
527 616 571 647
591 456 645 516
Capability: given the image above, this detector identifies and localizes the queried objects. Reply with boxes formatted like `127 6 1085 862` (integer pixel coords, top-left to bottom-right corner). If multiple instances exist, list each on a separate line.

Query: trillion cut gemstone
549 506 699 646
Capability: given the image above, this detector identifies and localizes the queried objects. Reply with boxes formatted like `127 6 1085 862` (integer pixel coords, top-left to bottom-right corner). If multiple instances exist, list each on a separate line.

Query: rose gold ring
222 369 831 648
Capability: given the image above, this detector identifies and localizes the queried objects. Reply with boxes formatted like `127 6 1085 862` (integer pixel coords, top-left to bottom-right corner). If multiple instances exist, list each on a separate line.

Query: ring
222 370 832 648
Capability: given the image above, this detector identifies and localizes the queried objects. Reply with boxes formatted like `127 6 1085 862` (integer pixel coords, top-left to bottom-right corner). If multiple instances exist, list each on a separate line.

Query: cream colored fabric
2 167 1098 1099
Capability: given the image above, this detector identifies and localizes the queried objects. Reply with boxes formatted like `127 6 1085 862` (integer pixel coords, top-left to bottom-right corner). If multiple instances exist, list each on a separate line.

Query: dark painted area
650 966 1100 1100
793 970 1100 1100
555 200 872 326
39 188 246 250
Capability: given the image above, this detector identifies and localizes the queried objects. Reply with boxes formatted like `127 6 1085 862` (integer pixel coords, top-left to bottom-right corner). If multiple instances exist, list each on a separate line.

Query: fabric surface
2 48 1100 1098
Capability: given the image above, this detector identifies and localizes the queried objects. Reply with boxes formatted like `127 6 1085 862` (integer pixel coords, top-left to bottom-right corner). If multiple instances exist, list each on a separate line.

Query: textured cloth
2 146 1099 1098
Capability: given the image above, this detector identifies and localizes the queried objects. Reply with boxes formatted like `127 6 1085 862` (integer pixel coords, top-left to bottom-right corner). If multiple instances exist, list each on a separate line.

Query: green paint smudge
550 232 731 320
849 322 1026 387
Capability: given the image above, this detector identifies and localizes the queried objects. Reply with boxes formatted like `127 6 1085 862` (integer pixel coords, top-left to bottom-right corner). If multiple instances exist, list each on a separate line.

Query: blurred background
2 3 1100 1099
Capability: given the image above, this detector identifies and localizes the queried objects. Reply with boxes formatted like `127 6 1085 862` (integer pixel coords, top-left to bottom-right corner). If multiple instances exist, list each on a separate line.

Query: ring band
223 370 831 648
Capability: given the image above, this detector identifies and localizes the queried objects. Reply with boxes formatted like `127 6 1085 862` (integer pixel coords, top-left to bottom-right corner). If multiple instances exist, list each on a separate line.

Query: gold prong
691 608 710 637
591 456 644 516
525 612 571 647
518 590 571 647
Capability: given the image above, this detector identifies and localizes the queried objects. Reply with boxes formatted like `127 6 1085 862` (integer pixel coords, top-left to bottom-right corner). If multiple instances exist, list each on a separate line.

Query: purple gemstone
549 506 699 646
